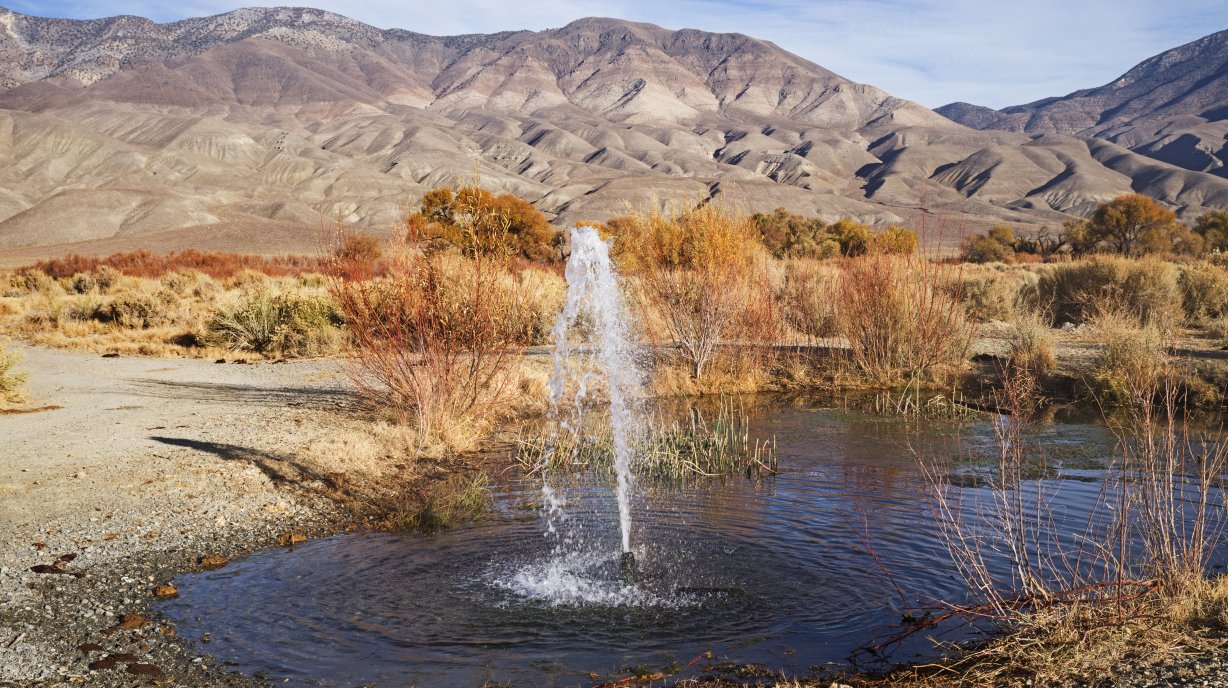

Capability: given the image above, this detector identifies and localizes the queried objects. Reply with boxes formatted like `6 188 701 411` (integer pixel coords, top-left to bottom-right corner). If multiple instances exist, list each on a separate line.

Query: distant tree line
747 208 917 258
962 193 1228 263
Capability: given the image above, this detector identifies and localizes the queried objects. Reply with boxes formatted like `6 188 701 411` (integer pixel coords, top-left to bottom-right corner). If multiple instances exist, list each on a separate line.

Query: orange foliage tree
405 186 559 263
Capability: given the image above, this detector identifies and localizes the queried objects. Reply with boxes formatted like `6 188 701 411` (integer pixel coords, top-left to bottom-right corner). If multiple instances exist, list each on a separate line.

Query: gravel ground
0 344 354 687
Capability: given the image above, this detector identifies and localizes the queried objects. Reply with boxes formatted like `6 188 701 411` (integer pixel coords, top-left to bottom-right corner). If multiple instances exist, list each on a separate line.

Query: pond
158 399 1212 687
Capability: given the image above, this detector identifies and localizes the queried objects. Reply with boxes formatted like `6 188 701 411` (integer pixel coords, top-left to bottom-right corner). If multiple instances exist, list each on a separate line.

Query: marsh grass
388 471 493 532
870 388 982 420
516 398 777 484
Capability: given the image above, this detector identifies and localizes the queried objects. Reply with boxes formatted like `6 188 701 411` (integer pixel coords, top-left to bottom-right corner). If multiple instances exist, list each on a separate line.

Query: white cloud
10 0 1228 108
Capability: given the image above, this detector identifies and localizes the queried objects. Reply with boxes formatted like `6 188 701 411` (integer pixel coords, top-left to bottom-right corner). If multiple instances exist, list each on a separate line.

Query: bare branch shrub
331 248 540 448
836 253 972 388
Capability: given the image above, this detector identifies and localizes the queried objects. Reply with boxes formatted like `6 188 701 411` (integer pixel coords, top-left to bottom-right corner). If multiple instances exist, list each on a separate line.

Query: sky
8 0 1228 109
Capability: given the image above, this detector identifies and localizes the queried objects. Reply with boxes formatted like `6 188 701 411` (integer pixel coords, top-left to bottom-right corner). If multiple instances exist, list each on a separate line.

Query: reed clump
387 471 493 532
516 399 777 484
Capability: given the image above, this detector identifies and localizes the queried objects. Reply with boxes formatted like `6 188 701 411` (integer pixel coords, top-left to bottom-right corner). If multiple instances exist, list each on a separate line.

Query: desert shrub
837 255 973 388
95 289 177 329
750 207 830 258
962 225 1016 263
1179 261 1228 323
208 289 344 357
875 225 919 255
63 295 106 323
406 186 558 262
298 272 328 289
160 270 215 298
6 269 58 296
1036 256 1181 328
957 273 1020 323
94 266 122 293
224 269 269 291
335 234 382 262
0 343 27 404
1091 312 1168 404
779 259 838 342
1009 310 1057 377
1195 210 1228 252
66 272 97 294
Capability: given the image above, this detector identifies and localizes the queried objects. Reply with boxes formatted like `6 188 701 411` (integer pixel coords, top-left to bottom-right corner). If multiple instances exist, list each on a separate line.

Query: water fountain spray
547 226 642 559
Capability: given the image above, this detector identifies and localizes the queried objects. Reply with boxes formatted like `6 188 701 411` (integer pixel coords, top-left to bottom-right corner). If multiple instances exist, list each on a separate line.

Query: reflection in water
160 401 1212 687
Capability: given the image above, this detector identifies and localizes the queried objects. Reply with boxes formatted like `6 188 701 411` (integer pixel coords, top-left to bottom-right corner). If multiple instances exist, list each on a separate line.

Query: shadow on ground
131 379 358 410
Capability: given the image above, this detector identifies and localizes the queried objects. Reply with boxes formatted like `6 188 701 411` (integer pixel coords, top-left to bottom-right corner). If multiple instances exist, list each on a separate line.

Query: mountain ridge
937 28 1228 178
0 6 1224 261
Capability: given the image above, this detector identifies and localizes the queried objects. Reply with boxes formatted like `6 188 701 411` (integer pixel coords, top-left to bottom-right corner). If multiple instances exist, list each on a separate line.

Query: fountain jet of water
547 226 642 554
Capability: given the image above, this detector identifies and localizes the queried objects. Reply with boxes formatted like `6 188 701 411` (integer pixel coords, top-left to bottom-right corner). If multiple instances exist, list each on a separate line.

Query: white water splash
547 226 642 553
494 551 654 607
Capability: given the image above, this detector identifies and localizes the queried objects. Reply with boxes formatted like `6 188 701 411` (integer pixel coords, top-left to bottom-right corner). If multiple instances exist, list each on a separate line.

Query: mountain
0 7 1225 260
937 30 1228 177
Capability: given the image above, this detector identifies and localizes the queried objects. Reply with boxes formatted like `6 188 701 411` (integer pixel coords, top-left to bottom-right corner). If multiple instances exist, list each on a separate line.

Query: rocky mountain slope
938 30 1228 179
0 6 1225 258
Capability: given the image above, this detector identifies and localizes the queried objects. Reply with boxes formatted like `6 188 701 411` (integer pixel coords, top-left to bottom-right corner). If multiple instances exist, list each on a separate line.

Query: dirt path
0 344 357 686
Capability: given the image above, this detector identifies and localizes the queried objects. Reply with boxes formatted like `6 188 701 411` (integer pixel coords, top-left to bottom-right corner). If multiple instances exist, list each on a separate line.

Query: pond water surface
159 400 1216 687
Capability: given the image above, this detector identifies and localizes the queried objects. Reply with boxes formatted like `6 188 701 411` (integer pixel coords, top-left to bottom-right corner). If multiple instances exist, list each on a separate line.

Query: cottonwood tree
1195 210 1228 253
1087 194 1186 258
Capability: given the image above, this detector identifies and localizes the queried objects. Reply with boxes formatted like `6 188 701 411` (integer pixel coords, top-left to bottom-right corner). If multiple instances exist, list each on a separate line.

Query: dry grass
1090 310 1168 405
0 341 27 405
1008 309 1056 377
1179 261 1228 323
0 267 350 359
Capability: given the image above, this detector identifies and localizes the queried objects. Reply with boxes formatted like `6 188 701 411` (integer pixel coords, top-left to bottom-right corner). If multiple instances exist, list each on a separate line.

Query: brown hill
0 7 1225 260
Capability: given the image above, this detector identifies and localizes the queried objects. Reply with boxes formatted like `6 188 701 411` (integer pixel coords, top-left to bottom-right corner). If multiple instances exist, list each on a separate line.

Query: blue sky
8 0 1228 108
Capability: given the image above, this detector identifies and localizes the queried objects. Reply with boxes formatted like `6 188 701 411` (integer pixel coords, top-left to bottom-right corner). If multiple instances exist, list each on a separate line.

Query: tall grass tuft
1090 311 1167 406
1009 309 1057 378
0 343 27 404
207 288 345 357
1036 255 1181 328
